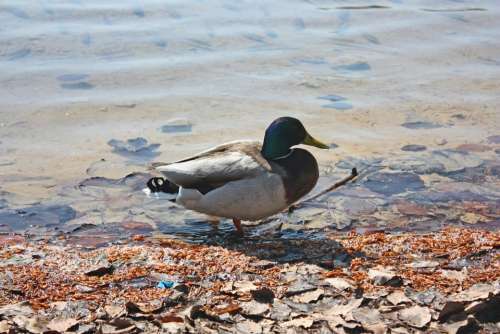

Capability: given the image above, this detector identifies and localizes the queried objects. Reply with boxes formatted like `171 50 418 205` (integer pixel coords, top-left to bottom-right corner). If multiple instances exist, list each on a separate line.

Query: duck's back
154 140 270 194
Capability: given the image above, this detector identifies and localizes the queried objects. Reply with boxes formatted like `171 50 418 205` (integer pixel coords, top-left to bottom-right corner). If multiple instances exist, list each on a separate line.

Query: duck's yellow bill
303 133 329 149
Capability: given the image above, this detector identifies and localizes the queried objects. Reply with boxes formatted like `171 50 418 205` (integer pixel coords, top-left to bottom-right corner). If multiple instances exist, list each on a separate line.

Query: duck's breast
271 148 319 205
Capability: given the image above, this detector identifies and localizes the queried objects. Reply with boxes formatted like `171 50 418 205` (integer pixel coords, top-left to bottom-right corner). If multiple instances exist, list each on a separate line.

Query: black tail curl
146 177 179 194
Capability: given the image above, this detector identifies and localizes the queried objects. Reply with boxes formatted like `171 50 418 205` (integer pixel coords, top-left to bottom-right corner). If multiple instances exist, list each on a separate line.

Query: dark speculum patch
60 82 94 90
364 172 425 196
147 177 179 194
401 144 427 152
401 121 442 129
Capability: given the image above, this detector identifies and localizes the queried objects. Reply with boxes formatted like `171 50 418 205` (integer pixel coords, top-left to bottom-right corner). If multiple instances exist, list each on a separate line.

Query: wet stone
293 57 327 65
401 144 427 152
486 135 500 144
318 95 346 102
292 18 306 30
6 48 31 61
455 143 491 153
81 33 92 46
57 74 88 82
451 113 466 120
322 101 353 110
0 204 77 231
328 143 339 149
153 38 167 48
335 156 383 171
108 137 160 161
133 7 145 17
363 33 380 44
60 82 94 90
244 33 267 44
401 121 442 129
5 7 30 19
445 165 488 183
329 196 380 216
160 119 192 133
388 149 483 175
335 62 371 71
364 172 425 196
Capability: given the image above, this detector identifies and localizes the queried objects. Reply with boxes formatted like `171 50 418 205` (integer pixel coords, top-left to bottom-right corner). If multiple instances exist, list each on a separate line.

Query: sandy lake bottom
0 0 499 243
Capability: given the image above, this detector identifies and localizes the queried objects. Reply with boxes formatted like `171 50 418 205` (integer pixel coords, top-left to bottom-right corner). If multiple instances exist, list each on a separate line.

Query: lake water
0 0 499 244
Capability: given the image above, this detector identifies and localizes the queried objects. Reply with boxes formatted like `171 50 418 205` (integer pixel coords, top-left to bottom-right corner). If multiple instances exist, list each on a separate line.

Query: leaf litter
0 227 497 333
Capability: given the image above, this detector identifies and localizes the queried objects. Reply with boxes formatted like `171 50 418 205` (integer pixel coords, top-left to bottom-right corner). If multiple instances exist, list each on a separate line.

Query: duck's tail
146 177 179 194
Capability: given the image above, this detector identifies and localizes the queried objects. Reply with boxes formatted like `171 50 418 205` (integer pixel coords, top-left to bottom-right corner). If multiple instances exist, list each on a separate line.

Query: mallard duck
147 117 329 234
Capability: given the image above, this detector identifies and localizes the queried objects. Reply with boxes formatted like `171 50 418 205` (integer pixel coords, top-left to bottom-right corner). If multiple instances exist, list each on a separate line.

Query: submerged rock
401 144 427 152
108 137 160 161
401 121 442 129
160 118 193 134
364 172 425 196
335 61 371 71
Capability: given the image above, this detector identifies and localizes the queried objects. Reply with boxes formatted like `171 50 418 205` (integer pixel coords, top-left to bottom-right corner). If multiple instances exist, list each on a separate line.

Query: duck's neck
261 136 291 160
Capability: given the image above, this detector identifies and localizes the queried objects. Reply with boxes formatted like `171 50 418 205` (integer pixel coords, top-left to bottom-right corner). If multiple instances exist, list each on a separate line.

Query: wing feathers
153 141 269 192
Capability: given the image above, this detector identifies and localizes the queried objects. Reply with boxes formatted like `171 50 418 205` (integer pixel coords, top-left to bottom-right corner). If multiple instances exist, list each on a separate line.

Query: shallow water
0 0 499 245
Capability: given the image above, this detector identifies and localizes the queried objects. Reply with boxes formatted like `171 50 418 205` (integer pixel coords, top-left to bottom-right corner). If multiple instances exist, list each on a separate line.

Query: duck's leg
232 219 244 235
208 217 220 232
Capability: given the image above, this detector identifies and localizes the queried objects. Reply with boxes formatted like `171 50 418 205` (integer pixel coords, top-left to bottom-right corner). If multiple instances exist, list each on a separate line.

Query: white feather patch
177 172 288 221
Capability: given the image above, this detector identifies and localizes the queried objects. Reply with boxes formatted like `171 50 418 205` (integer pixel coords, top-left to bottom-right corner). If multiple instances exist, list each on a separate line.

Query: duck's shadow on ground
185 221 359 269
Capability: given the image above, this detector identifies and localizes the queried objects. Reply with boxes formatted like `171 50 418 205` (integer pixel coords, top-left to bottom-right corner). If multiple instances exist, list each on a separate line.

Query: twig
288 167 358 213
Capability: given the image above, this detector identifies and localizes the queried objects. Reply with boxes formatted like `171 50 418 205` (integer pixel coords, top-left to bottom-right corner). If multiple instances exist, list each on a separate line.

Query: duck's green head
261 117 329 159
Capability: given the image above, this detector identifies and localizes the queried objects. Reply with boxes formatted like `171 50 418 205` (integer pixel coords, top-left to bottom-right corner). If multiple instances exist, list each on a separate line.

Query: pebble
401 144 427 152
401 121 442 129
